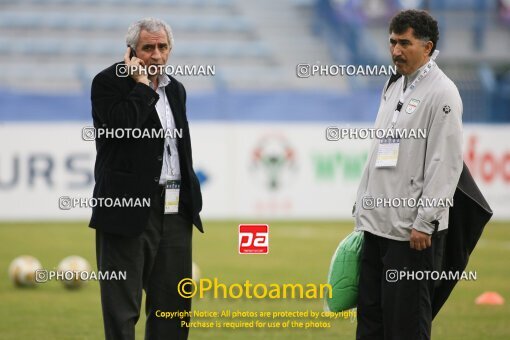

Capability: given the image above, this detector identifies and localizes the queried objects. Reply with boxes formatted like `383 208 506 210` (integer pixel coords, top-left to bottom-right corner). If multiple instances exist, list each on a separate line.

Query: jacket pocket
394 177 415 225
407 176 422 223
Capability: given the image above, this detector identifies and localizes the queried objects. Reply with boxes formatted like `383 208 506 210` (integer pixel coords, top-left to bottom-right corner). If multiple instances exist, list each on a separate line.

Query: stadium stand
0 0 508 122
315 0 510 121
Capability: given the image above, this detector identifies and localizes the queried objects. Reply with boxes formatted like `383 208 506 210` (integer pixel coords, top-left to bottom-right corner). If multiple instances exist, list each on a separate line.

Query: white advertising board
0 122 508 220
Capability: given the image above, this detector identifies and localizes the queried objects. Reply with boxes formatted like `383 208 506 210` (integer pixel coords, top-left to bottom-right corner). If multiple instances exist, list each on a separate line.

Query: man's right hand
124 47 150 86
410 228 432 251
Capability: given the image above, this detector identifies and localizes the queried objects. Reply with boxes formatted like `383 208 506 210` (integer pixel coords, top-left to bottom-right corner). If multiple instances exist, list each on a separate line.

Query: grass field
0 220 509 339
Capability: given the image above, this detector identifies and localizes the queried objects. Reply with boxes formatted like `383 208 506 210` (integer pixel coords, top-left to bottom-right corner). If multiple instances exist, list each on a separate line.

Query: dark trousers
96 187 193 340
356 231 445 340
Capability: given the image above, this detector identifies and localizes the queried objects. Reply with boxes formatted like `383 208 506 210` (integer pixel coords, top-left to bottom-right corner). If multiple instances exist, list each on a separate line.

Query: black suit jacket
89 62 203 236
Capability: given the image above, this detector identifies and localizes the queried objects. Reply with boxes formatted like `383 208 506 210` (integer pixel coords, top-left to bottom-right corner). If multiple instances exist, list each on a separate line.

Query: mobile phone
128 45 136 58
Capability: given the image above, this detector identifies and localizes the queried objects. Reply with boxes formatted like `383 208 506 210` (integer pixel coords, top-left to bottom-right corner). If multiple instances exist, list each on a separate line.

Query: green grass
0 220 509 339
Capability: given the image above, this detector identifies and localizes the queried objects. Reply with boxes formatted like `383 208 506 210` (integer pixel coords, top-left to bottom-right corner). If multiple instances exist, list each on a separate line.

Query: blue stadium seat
428 0 496 10
0 0 233 7
0 11 251 32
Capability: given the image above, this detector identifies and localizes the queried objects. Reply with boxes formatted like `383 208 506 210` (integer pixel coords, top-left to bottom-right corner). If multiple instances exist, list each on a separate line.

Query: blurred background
1 0 509 220
0 0 509 339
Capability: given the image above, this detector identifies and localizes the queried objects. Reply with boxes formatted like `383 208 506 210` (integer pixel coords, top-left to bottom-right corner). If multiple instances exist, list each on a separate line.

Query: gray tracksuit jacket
353 60 463 241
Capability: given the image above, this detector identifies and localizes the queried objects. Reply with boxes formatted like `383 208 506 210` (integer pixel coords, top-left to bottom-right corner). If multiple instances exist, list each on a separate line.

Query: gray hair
125 18 174 50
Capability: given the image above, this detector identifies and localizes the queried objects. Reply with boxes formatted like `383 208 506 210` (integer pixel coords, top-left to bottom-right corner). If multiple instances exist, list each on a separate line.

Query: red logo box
238 224 269 254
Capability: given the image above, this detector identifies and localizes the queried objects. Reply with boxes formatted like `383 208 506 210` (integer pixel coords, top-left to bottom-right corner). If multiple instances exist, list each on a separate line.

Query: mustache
393 57 405 63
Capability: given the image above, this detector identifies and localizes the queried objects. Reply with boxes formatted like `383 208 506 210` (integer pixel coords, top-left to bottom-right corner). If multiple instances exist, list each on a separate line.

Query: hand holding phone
123 46 149 85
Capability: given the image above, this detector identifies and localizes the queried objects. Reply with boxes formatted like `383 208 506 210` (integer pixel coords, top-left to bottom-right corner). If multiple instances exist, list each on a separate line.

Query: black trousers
356 231 445 340
96 187 193 340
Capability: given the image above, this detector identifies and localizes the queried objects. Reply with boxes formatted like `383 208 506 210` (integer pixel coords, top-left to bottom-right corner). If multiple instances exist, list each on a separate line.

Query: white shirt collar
158 73 170 88
150 72 171 89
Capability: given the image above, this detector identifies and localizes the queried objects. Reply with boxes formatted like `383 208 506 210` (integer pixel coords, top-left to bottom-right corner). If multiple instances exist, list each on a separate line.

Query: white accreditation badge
375 138 400 168
164 179 180 214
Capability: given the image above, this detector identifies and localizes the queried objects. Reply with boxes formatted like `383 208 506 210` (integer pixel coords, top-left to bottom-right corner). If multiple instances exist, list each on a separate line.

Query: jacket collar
163 75 185 131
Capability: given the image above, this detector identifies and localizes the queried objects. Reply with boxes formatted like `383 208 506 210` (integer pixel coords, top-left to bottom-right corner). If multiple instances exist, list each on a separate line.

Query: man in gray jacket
354 10 463 340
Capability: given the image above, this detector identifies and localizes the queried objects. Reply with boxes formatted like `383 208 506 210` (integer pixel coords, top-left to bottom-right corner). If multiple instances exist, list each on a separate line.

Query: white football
8 255 42 287
57 255 91 289
192 262 201 281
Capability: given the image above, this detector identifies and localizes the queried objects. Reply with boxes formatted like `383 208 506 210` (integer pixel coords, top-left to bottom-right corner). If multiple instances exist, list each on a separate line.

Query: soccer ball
8 255 42 287
57 255 91 289
192 262 201 281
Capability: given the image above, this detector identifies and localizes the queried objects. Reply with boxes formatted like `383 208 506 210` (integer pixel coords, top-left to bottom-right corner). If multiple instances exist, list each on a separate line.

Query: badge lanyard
161 90 180 214
390 49 439 129
162 91 176 180
166 144 174 178
375 50 439 168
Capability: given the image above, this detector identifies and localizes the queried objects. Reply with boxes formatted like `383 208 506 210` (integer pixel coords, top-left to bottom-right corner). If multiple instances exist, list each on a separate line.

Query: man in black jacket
89 18 203 340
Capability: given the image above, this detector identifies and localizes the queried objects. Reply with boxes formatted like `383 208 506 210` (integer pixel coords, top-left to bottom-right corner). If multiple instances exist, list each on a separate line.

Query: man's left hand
410 228 432 250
